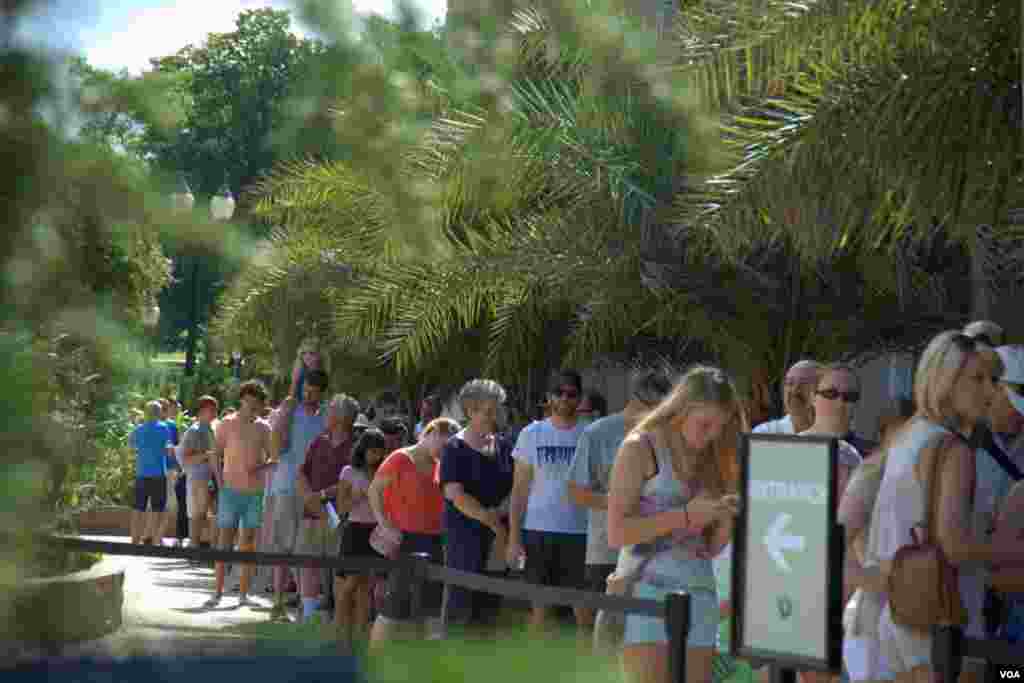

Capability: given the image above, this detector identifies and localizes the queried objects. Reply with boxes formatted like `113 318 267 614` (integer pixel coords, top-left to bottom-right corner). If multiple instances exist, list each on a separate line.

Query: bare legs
334 575 371 643
236 528 257 599
131 508 164 545
212 527 236 601
189 479 210 549
145 512 162 544
528 604 551 632
527 604 592 636
622 644 714 683
130 509 145 544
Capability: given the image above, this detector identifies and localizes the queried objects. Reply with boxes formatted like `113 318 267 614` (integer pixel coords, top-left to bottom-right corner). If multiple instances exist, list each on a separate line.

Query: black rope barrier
961 635 1021 667
419 561 664 616
42 535 691 681
44 535 1024 683
932 625 1022 680
48 535 665 616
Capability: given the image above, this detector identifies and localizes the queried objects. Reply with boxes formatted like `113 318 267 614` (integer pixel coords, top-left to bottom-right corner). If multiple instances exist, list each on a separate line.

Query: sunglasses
816 387 861 404
1004 382 1024 397
952 333 984 352
555 388 580 399
970 333 997 347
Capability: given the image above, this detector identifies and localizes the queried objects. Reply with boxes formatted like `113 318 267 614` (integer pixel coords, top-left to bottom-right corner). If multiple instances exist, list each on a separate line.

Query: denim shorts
623 582 718 648
216 487 264 530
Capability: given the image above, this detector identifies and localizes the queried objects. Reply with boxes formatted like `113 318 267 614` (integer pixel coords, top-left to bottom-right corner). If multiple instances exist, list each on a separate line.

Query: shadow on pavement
171 604 243 615
150 577 220 592
146 561 200 572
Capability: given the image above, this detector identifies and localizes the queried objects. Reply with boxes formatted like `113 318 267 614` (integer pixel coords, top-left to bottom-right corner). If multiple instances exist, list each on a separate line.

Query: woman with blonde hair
838 398 914 683
608 365 748 683
864 331 1024 683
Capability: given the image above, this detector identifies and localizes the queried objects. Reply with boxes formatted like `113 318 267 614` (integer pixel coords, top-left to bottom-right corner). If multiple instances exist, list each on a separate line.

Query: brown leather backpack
887 433 968 631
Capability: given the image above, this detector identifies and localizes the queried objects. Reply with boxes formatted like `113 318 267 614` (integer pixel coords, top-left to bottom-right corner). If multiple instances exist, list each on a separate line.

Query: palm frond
666 0 1022 274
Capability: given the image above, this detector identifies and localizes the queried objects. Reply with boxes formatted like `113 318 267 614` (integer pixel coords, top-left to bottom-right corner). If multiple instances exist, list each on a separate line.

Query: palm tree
217 0 1019 418
215 7 711 410
664 0 1022 324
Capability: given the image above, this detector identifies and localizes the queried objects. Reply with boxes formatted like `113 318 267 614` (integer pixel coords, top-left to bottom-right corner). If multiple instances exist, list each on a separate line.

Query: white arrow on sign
764 512 805 573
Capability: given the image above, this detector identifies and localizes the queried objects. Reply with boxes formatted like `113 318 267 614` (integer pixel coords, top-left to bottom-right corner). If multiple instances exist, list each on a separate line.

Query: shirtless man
206 380 274 608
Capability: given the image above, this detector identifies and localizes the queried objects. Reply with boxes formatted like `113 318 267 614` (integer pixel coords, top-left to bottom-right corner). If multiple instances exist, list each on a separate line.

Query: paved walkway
13 537 333 662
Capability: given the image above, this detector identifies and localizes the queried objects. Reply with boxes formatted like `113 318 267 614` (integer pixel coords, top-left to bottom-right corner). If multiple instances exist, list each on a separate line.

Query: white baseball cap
995 345 1024 416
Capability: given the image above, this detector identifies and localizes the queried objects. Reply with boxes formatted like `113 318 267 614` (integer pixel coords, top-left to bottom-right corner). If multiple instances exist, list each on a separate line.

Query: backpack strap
982 430 1024 481
639 432 659 478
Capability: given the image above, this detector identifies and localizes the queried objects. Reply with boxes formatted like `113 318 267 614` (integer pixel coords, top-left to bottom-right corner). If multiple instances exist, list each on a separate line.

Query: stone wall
2 559 124 645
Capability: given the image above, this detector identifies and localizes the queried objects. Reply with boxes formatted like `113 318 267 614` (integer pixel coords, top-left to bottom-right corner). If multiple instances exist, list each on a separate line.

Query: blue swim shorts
216 487 264 530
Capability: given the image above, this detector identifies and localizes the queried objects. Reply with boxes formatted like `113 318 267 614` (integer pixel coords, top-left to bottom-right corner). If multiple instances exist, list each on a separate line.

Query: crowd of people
126 322 1024 683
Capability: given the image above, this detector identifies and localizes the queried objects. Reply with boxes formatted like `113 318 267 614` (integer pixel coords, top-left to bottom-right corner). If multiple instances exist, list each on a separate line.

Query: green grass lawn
364 632 619 683
221 608 622 683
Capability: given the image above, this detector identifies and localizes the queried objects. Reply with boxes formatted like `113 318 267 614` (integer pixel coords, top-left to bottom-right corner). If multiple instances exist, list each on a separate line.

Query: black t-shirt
438 434 514 539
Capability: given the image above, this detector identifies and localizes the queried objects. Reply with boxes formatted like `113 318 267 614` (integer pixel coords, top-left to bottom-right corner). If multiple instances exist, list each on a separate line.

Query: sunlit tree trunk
969 227 991 321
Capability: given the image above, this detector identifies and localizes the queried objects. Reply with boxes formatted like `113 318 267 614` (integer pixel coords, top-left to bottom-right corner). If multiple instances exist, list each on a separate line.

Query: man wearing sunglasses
507 369 590 633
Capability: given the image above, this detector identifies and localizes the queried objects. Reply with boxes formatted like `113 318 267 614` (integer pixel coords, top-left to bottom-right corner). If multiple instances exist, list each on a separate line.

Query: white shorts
878 602 930 672
186 478 211 519
843 637 893 681
263 494 304 554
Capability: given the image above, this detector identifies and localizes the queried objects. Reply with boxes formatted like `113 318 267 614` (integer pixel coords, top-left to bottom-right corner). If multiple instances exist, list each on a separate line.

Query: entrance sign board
731 433 843 671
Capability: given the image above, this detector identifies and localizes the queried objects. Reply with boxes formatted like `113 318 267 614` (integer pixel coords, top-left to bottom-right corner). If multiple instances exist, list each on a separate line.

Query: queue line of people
127 321 1024 683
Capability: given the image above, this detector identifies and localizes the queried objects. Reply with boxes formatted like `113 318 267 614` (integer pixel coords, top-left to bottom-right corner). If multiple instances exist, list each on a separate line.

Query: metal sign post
731 433 844 672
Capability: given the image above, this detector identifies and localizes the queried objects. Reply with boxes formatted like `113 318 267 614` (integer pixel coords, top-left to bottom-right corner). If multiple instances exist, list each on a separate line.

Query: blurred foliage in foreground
3 0 1022 651
1 0 456 549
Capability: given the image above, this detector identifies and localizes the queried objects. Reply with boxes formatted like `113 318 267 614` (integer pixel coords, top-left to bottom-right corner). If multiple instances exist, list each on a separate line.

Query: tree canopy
144 8 330 203
67 8 338 352
213 0 1022 417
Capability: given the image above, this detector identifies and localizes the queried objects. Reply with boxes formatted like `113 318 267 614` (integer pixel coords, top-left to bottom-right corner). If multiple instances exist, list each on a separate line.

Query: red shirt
379 449 443 535
301 431 353 520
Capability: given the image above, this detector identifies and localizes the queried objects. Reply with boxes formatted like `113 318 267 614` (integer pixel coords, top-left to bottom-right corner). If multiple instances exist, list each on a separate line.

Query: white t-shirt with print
513 418 587 534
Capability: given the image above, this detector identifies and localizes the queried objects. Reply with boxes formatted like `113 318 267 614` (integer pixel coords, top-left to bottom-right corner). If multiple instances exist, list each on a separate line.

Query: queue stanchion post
770 666 797 683
666 591 691 683
931 624 963 683
408 552 431 622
